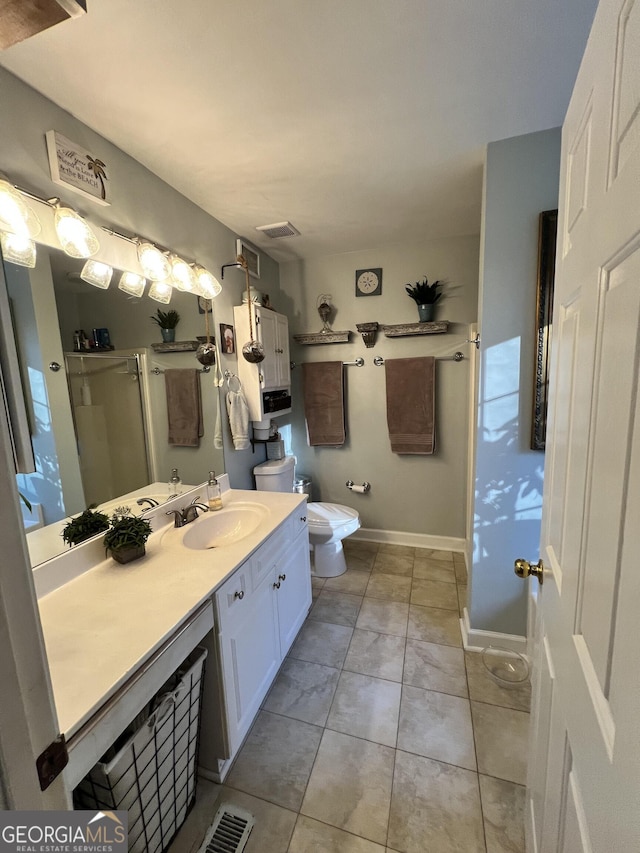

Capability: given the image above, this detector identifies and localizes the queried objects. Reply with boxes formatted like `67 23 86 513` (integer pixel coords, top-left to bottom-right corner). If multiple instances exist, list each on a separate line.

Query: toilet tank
253 455 295 492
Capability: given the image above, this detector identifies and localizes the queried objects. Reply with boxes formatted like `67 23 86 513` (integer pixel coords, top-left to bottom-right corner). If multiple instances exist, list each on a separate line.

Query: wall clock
355 268 382 297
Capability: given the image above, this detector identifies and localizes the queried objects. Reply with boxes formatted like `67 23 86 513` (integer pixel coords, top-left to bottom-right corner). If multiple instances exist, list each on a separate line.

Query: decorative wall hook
356 322 379 348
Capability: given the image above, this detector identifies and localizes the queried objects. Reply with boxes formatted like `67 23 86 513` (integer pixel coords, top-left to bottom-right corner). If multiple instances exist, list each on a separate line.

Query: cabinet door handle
278 573 286 582
275 348 284 354
273 581 281 589
300 516 307 522
234 590 244 600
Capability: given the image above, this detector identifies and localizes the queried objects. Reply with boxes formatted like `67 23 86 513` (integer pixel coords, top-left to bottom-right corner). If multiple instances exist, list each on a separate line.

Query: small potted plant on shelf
61 506 111 548
150 308 180 343
103 506 153 565
405 277 445 322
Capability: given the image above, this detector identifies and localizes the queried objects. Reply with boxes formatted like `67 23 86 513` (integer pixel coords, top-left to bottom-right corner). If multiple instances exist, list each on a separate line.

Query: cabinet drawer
251 524 287 590
216 564 251 630
288 508 309 541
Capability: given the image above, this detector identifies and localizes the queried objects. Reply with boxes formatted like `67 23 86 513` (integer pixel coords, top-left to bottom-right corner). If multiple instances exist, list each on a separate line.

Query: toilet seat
306 502 359 529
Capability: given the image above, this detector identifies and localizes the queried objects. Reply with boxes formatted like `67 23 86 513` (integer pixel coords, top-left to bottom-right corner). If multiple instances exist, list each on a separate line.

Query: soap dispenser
168 467 182 497
207 471 222 511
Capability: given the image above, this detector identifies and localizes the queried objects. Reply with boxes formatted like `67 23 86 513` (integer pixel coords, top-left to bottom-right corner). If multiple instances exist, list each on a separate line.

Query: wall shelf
380 321 449 337
150 340 200 352
293 331 351 345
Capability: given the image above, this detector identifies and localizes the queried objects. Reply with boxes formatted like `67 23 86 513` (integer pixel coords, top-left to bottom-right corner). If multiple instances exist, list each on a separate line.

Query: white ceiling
0 0 597 263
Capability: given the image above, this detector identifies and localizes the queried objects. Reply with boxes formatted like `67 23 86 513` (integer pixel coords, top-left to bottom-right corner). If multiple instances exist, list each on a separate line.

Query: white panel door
526 1 640 850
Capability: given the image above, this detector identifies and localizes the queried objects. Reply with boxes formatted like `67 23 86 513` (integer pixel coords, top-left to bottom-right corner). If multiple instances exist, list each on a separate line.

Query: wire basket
75 646 207 853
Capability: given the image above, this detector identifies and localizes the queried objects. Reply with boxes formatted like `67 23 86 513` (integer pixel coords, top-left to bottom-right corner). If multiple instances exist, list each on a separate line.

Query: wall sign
46 130 111 206
236 237 260 279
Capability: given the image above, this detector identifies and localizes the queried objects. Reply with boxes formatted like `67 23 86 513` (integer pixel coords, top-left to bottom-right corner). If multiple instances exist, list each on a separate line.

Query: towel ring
224 370 242 392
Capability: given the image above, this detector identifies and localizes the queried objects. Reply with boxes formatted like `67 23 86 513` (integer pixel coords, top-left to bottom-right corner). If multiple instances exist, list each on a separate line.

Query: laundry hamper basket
75 646 207 853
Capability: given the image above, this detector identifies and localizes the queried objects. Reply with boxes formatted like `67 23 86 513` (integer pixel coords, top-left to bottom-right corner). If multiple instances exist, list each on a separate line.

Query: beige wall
279 236 479 538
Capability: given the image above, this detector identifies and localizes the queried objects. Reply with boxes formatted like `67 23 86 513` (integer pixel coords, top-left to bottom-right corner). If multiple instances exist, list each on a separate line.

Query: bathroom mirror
1 244 225 567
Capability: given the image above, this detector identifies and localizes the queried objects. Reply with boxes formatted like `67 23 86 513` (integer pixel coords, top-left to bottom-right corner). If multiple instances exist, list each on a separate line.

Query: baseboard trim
352 527 465 553
460 607 528 655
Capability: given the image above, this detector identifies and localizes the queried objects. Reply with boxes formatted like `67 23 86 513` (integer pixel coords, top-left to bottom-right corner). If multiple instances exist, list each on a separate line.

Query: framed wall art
220 323 235 354
236 238 260 279
531 209 558 451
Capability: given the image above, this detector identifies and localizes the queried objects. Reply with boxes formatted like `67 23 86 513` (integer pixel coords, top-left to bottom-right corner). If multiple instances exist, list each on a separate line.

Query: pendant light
118 271 146 297
53 203 100 258
239 254 265 363
192 264 222 298
137 241 171 282
149 280 173 304
0 231 37 268
80 259 113 289
0 178 41 239
169 254 197 292
196 300 216 366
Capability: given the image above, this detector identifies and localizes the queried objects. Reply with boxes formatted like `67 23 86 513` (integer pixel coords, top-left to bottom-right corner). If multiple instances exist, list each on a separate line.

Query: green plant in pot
103 506 153 565
61 506 111 548
405 277 444 322
150 308 180 343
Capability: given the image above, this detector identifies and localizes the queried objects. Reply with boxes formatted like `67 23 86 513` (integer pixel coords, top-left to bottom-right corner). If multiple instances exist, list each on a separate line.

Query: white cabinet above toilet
233 304 291 421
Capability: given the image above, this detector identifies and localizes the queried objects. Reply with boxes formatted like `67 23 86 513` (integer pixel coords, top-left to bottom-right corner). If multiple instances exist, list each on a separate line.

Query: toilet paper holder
346 480 371 493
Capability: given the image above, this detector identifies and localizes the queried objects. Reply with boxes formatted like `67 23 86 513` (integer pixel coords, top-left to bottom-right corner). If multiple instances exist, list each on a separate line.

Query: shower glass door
64 353 150 508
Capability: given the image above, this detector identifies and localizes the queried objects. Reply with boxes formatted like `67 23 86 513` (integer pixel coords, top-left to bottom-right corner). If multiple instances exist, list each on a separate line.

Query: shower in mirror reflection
64 352 151 508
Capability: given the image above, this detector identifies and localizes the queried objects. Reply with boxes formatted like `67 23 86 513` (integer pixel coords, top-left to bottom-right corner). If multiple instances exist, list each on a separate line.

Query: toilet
253 456 360 577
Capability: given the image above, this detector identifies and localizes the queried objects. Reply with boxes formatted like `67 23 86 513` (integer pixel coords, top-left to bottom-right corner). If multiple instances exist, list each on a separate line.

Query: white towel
214 400 224 449
226 389 250 450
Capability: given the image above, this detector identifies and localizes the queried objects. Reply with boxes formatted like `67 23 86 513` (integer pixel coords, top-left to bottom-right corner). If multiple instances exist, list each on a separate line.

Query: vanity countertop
37 488 307 740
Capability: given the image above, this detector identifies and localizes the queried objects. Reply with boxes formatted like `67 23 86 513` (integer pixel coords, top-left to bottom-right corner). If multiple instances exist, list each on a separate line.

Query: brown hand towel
164 369 204 447
385 357 436 454
302 361 346 446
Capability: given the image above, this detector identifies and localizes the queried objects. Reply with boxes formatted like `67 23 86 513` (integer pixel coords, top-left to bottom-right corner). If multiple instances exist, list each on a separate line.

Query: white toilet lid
307 502 359 527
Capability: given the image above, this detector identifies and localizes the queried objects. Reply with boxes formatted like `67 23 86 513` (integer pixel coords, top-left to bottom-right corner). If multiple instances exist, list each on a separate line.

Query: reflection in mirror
1 245 225 567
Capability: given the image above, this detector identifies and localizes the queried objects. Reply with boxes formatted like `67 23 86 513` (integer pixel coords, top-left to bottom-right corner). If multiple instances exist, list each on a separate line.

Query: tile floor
171 541 530 853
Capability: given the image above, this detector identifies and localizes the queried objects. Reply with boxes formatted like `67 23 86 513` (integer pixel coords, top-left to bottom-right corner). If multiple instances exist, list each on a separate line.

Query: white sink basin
181 502 269 550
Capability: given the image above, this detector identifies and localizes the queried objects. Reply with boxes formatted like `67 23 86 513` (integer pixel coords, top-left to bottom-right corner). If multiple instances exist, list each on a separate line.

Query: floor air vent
198 804 255 853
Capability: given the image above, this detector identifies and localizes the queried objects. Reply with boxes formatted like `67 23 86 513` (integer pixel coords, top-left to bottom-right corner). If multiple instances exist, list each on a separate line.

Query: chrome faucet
166 497 209 528
137 497 159 510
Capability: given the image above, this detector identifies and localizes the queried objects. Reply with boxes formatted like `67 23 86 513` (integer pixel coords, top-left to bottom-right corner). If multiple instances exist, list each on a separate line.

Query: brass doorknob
514 558 544 586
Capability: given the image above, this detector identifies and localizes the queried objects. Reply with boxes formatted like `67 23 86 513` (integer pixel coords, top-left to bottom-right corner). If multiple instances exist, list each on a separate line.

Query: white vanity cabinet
233 304 291 421
211 509 311 763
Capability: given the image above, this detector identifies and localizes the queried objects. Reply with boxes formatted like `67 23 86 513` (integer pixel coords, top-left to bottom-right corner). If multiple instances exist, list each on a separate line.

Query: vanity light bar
0 177 221 297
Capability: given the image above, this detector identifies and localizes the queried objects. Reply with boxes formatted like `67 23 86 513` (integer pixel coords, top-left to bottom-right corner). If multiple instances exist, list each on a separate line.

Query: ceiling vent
255 221 300 239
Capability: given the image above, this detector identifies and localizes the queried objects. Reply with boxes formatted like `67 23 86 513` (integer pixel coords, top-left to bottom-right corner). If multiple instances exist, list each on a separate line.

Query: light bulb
54 207 99 258
0 232 36 268
118 271 146 297
149 280 173 304
193 265 222 298
169 255 197 292
137 242 171 282
80 259 113 289
0 179 41 238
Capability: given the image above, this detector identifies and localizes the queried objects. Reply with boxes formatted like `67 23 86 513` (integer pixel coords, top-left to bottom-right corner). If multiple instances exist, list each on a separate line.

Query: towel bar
290 357 364 369
150 366 210 375
373 352 464 366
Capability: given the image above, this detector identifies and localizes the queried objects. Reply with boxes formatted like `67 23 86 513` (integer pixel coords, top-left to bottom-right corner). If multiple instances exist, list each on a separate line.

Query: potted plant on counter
150 308 180 343
62 506 111 548
103 506 153 564
405 277 445 322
